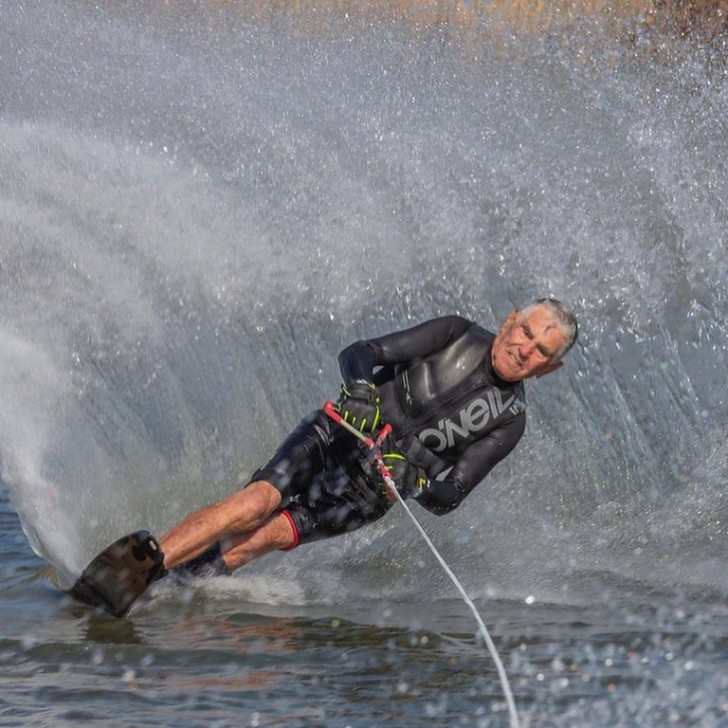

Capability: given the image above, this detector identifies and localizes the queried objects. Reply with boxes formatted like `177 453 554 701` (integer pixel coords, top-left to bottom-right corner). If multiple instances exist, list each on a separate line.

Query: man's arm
338 315 473 383
415 413 526 515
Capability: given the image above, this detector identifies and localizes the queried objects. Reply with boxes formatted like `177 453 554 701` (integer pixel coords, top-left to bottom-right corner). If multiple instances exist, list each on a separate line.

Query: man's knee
225 480 282 531
252 512 296 552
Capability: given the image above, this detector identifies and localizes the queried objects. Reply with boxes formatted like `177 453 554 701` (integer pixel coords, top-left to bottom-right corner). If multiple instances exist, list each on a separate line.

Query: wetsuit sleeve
415 412 526 516
338 315 473 383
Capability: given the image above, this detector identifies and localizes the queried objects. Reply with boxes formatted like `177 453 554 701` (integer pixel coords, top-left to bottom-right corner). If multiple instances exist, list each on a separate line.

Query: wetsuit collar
486 340 521 388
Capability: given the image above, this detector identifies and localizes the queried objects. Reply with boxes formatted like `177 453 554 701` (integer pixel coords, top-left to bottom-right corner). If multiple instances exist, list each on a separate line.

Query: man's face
491 307 567 382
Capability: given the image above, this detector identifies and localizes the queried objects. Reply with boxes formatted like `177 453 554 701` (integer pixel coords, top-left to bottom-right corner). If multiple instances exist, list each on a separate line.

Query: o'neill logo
418 389 524 452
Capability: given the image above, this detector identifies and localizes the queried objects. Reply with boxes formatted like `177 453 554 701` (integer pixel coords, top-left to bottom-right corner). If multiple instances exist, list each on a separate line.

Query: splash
1 1 727 605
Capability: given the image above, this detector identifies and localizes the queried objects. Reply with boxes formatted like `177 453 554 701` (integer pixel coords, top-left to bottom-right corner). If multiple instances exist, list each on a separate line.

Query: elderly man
69 298 578 615
159 298 578 577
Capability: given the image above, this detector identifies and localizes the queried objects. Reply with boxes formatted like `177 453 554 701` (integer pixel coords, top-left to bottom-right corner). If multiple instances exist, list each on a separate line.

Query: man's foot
170 542 231 578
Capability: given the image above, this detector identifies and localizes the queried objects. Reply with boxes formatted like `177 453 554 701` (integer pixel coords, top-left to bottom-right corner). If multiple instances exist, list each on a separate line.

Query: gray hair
519 298 578 361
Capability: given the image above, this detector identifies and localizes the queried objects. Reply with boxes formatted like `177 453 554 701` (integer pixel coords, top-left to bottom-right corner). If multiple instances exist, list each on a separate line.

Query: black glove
380 440 428 499
336 379 382 433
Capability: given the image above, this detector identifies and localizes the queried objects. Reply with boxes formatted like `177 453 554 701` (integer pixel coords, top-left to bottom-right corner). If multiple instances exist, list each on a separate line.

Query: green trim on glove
335 379 382 433
382 449 428 497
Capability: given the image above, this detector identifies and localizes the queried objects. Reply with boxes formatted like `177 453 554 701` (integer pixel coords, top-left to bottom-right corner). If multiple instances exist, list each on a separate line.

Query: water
1 1 728 725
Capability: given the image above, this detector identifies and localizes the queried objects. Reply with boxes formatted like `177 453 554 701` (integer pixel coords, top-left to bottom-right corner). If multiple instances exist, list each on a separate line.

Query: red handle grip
322 400 396 499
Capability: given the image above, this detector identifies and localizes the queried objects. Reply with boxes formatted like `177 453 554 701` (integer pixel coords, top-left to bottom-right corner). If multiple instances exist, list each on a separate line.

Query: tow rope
323 401 520 728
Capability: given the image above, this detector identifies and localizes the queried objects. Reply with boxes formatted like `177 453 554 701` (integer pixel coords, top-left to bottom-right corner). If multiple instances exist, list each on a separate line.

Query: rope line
321 402 520 728
389 485 521 728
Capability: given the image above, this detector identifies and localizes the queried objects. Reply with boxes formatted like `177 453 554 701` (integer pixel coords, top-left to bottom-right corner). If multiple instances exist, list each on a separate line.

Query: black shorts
250 410 395 546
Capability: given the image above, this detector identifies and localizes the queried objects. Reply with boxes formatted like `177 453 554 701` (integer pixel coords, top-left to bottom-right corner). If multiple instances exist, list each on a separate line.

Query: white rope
388 485 521 728
323 404 520 727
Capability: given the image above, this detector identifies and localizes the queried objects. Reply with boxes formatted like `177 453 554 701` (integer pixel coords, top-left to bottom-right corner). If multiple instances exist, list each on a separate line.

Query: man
159 298 578 577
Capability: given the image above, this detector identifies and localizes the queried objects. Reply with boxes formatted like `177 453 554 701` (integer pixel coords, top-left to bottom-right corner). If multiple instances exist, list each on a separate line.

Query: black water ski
68 530 167 618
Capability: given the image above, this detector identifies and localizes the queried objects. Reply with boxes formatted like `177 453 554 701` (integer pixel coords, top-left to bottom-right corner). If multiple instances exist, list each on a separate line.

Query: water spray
322 401 521 728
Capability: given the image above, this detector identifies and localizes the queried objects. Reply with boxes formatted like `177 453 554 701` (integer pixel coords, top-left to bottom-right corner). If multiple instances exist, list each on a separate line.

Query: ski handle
322 400 397 497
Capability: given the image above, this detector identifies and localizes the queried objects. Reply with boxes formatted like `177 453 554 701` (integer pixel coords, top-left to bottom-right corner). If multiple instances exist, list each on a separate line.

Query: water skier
159 299 578 577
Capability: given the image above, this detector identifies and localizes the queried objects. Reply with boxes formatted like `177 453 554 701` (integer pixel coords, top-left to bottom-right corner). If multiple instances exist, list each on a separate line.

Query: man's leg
161 410 332 570
159 480 282 569
218 512 296 571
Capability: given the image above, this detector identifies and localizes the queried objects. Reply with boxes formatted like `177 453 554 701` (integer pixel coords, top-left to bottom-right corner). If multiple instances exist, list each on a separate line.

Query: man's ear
499 309 519 333
535 360 563 378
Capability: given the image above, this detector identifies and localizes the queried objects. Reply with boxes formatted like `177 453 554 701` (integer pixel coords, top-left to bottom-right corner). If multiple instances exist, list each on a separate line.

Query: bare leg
219 512 295 572
159 480 282 569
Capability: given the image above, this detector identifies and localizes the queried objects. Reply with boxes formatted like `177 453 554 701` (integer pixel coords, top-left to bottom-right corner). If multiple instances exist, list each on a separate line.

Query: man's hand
381 440 428 499
335 380 382 433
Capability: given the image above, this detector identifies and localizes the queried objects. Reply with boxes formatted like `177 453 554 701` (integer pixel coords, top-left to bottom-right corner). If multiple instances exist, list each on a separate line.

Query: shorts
250 410 395 547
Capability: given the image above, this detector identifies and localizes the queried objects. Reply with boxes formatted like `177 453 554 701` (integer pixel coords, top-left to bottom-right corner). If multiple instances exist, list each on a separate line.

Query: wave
1 0 727 599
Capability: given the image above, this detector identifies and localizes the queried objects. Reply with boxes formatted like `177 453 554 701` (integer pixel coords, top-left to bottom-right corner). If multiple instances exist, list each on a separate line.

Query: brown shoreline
193 0 726 41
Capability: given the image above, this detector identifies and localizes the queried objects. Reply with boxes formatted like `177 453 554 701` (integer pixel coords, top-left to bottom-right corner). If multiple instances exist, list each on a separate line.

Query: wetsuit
252 315 527 547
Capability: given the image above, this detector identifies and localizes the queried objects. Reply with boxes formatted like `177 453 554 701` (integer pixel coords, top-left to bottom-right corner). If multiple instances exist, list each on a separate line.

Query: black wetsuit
252 315 527 547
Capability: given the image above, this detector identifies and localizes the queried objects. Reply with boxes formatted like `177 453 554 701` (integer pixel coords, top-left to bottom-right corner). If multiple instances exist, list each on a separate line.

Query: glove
380 440 428 499
335 379 382 433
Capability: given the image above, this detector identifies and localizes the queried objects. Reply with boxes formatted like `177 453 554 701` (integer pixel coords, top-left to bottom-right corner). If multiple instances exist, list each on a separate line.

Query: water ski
67 530 167 618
